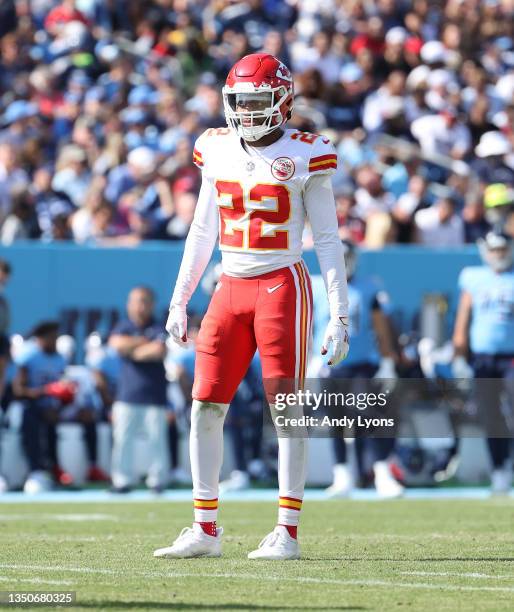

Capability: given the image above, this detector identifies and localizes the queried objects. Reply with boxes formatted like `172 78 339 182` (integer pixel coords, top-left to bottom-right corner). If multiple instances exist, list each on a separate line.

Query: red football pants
193 261 313 404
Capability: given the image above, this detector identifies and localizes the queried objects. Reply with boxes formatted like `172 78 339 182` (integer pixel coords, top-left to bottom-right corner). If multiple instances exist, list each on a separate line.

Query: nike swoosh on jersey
267 283 284 294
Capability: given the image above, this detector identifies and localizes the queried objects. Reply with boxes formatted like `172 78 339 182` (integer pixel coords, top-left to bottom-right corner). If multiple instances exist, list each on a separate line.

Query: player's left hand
321 316 349 367
166 304 188 346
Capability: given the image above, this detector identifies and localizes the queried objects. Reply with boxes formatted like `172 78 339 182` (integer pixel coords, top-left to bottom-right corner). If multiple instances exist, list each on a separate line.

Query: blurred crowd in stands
0 0 513 248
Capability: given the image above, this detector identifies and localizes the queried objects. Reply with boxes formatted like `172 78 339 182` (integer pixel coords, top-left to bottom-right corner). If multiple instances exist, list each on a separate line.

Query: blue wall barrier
0 242 480 341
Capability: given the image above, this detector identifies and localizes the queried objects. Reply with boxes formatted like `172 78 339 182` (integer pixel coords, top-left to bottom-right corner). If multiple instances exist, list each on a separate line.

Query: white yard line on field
0 565 118 576
163 572 514 593
2 536 104 543
0 513 118 522
3 564 514 593
0 576 74 586
402 571 514 580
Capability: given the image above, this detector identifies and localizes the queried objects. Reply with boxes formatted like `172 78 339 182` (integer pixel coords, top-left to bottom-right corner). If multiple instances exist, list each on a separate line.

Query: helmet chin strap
239 120 282 142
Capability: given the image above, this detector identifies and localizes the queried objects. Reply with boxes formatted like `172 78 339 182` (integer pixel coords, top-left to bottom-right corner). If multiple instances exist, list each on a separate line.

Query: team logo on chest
271 157 295 181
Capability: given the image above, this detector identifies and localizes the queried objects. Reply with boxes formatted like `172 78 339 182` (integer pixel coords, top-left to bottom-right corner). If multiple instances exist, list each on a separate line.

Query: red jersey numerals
215 181 290 250
249 183 290 249
290 131 330 145
205 127 231 137
216 180 245 248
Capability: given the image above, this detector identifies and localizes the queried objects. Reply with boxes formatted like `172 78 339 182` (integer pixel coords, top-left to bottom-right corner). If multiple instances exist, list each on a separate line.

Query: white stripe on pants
111 401 169 488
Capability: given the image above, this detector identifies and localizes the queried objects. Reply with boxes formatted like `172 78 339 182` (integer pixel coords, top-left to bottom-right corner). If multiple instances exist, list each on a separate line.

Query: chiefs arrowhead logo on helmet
276 62 292 82
222 54 294 142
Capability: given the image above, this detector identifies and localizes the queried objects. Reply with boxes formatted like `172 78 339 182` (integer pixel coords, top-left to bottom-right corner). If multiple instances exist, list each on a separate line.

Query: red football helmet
43 380 77 406
222 53 294 142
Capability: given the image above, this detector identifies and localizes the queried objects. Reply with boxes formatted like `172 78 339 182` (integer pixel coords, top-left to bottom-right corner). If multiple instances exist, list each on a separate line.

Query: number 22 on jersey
215 180 291 250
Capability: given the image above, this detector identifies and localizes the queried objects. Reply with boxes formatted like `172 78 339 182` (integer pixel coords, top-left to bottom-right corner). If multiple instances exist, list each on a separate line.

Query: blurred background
0 0 513 495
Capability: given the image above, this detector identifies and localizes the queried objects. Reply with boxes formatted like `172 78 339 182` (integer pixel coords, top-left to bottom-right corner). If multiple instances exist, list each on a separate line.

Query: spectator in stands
462 196 491 243
473 131 514 187
392 175 430 243
105 147 167 237
0 143 29 228
414 196 465 247
411 107 472 160
354 165 396 221
109 286 169 493
335 186 366 244
52 145 91 208
362 71 407 134
44 1 90 41
0 0 16 38
0 0 512 248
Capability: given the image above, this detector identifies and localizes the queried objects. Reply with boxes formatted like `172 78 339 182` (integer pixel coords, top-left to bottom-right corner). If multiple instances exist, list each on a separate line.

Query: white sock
277 436 307 527
190 400 229 523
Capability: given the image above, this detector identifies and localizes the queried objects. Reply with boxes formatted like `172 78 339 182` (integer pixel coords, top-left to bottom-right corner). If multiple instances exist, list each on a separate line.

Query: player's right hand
321 316 350 367
166 305 188 346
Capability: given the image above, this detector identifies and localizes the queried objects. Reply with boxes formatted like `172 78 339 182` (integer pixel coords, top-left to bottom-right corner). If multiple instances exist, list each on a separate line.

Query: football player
312 240 403 499
453 231 514 494
155 54 349 560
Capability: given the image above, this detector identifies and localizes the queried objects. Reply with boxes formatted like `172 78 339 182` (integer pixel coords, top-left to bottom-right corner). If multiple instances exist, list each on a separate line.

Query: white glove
321 316 350 367
374 357 397 379
452 355 473 379
166 305 188 346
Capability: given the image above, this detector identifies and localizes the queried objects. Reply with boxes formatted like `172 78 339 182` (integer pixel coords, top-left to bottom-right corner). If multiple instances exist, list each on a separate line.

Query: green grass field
2 499 514 611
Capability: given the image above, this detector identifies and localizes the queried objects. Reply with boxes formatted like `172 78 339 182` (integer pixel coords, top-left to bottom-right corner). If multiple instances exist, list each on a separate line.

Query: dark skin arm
12 366 45 400
92 369 114 408
108 334 147 357
131 340 167 362
452 291 472 358
372 308 397 360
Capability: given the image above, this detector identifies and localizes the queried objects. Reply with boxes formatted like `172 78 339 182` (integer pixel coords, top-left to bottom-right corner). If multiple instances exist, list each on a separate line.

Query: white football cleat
248 526 300 560
373 461 404 499
491 468 512 495
0 475 8 493
325 463 353 498
219 470 250 493
23 470 53 495
153 523 223 558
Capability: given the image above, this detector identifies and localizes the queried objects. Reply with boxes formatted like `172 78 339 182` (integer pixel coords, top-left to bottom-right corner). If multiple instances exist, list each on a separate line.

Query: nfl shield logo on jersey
271 157 295 181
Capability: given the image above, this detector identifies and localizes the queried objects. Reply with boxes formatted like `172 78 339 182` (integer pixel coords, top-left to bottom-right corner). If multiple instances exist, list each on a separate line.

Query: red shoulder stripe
309 161 337 172
309 153 337 164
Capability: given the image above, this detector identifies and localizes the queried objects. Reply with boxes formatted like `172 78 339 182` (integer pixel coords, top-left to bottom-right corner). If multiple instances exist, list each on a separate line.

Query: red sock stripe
194 498 218 510
279 496 303 511
279 524 298 539
196 521 217 537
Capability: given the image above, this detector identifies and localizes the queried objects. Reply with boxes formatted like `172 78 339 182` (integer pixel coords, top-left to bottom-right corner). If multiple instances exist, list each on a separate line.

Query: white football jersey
193 127 338 277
